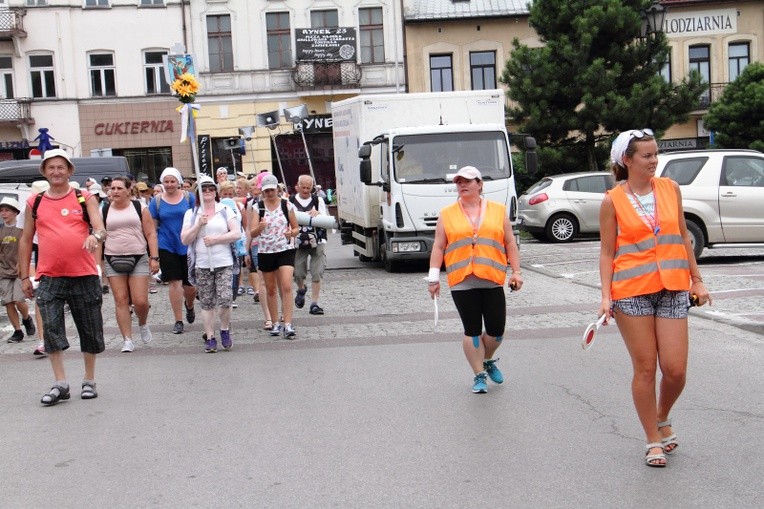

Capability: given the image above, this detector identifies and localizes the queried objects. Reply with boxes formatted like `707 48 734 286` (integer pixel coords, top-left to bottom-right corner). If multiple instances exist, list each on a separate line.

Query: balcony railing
0 9 26 38
292 61 362 89
696 82 728 110
0 98 34 124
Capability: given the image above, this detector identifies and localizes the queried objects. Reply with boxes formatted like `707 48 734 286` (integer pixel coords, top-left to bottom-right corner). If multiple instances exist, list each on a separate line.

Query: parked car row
517 149 764 257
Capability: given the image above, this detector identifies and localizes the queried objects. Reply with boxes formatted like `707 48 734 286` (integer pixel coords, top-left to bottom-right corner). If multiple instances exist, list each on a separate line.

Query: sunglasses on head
629 128 654 139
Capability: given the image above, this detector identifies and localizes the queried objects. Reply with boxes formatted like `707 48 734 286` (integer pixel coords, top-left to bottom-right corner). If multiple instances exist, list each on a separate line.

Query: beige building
402 0 762 152
661 0 763 149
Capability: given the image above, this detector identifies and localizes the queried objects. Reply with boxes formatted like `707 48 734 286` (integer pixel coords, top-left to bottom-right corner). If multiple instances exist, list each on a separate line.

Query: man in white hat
0 197 36 344
18 148 108 406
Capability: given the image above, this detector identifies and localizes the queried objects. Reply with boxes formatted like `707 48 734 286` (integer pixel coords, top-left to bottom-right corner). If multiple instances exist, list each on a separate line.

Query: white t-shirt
183 202 239 269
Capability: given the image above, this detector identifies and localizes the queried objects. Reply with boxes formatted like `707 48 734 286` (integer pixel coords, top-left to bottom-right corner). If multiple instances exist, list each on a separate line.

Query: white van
0 156 131 186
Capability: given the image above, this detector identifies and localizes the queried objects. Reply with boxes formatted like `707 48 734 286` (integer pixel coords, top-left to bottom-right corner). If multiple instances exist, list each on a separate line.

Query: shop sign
0 140 31 149
94 120 175 136
658 139 698 150
664 9 737 38
295 114 333 134
197 135 211 176
295 28 356 62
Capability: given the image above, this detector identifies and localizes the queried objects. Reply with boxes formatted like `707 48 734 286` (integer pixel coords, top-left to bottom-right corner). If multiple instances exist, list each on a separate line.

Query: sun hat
0 196 21 213
39 149 74 175
89 183 107 198
31 180 50 194
196 175 218 191
452 166 482 182
135 182 149 192
260 174 279 191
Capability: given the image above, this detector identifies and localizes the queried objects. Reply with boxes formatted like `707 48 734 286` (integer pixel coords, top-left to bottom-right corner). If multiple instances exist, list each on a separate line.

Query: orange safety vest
442 200 508 287
609 177 690 300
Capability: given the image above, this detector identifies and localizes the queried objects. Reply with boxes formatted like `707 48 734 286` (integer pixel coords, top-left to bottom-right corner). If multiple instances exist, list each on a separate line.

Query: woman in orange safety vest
599 129 711 468
428 166 523 395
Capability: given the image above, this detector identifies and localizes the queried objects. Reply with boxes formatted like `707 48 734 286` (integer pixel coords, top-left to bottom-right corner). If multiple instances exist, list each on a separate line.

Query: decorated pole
171 72 201 182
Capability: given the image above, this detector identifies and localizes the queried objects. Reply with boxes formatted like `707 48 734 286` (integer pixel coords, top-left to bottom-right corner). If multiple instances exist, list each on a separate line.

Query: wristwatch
92 232 104 242
149 256 160 261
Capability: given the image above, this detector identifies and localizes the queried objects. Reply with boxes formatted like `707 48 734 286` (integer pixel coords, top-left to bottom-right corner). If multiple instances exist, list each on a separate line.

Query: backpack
102 200 142 224
289 194 326 249
32 188 91 228
258 198 289 220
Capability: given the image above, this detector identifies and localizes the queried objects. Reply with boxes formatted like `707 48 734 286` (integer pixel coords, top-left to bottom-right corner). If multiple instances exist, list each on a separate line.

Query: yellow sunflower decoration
171 73 200 103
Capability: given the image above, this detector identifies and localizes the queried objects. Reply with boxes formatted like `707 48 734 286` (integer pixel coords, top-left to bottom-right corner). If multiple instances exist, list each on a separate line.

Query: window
722 157 764 187
144 51 170 95
0 56 14 99
662 157 708 185
207 15 234 72
728 42 749 81
430 54 453 92
25 1 47 5
470 51 496 90
84 0 109 6
660 49 672 83
140 0 164 4
29 54 56 98
359 7 384 64
89 53 116 96
311 9 338 28
689 45 710 107
267 12 292 70
564 175 611 194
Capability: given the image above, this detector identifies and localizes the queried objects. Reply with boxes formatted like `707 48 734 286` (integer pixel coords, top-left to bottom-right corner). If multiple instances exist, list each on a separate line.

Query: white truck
331 89 536 271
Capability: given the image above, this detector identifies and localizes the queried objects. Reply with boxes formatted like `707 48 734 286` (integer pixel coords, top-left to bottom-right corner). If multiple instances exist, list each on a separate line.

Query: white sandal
658 419 679 455
645 443 666 468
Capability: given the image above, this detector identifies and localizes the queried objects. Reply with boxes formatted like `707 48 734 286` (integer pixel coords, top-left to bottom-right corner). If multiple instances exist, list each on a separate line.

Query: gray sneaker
269 323 282 337
283 323 296 339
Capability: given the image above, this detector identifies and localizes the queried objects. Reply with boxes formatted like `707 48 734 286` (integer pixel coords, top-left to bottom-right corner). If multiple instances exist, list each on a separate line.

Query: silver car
517 171 615 242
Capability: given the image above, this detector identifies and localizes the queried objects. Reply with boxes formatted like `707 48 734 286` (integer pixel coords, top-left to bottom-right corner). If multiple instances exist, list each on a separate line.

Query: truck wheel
686 219 705 259
381 244 399 272
545 213 578 243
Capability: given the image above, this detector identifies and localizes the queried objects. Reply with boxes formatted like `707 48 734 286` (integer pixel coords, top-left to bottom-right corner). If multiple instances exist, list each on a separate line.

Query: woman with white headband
148 167 197 334
598 129 711 467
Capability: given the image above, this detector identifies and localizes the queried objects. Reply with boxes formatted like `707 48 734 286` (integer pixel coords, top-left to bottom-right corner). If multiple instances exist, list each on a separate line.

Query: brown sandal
263 320 273 330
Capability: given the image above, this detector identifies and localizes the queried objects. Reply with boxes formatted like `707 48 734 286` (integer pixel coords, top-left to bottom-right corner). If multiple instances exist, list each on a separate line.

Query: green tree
703 62 764 152
501 0 706 174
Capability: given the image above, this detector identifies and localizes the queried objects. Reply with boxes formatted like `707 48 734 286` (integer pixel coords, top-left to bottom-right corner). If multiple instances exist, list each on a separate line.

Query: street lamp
640 1 667 39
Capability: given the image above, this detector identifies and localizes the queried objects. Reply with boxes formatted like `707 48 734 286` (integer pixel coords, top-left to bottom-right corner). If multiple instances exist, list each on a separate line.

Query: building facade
660 0 762 150
0 0 190 183
187 0 405 189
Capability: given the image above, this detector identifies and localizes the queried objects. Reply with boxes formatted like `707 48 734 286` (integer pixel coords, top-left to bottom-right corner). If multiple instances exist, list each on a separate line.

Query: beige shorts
0 277 25 305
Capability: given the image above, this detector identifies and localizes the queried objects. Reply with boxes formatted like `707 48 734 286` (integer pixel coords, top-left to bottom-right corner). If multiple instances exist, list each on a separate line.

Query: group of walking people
5 149 329 405
4 128 712 469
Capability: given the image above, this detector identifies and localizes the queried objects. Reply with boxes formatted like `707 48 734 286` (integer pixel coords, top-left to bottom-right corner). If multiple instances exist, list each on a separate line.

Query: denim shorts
613 290 690 319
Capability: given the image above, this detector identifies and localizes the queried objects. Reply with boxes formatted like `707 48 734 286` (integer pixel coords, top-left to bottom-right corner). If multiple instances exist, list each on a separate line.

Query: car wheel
545 213 578 243
686 219 705 259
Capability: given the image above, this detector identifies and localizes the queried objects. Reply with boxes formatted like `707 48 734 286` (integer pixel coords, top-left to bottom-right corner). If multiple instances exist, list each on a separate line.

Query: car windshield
392 131 510 183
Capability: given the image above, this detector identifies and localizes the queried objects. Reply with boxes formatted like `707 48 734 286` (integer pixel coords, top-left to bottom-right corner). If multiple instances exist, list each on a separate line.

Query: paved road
1 233 762 508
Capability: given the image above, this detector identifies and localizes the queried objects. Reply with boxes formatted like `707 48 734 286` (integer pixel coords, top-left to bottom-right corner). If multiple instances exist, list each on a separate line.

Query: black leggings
451 286 506 337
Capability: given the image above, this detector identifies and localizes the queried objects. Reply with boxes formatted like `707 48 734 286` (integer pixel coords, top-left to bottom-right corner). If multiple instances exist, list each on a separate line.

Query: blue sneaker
483 358 504 384
220 329 232 350
203 334 217 353
472 372 488 394
269 323 282 337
